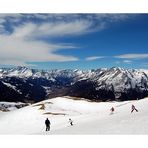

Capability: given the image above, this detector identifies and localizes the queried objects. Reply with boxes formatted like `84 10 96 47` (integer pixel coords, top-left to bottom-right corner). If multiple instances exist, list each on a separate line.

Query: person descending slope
131 104 138 113
69 118 73 126
45 118 50 131
110 107 115 114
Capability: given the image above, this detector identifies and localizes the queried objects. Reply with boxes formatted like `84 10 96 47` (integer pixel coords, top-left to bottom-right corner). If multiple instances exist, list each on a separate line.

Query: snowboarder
45 118 50 131
69 118 73 126
131 104 138 113
110 107 115 114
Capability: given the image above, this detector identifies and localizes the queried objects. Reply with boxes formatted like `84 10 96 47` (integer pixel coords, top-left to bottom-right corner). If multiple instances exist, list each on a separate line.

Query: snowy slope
0 96 148 134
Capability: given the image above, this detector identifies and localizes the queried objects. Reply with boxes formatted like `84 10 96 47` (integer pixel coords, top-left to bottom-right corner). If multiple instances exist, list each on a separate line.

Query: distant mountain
0 102 28 112
0 66 148 102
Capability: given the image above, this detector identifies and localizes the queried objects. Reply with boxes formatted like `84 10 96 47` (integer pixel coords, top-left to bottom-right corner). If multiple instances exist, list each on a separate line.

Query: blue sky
0 14 148 70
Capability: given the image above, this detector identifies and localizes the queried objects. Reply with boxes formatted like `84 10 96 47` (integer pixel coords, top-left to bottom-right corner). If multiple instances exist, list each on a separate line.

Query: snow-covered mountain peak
0 66 147 79
0 66 148 102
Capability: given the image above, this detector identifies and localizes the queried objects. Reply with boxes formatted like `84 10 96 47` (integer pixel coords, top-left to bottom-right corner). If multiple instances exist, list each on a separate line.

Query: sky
0 13 148 70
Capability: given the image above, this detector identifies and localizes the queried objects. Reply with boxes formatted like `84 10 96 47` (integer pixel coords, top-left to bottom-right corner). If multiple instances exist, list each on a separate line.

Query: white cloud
85 56 104 61
10 21 92 39
115 60 132 65
114 54 148 59
0 22 80 66
0 18 5 33
123 60 132 64
0 14 111 66
94 14 131 22
0 24 4 32
0 14 132 34
0 14 134 66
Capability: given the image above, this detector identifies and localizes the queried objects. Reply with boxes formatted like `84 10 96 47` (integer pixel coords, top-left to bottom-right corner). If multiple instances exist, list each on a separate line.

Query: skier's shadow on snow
109 112 117 115
67 124 74 127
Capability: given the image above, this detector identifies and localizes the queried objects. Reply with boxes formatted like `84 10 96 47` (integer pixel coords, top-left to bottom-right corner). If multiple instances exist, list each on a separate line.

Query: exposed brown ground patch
64 96 83 100
0 108 9 112
33 102 53 110
33 103 45 110
33 101 53 107
64 96 101 103
46 102 53 104
39 104 45 110
33 103 44 107
43 112 67 116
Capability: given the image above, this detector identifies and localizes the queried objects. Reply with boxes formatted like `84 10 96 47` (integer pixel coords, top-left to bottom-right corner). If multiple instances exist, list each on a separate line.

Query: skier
110 107 115 114
69 118 73 126
45 118 50 131
131 104 138 113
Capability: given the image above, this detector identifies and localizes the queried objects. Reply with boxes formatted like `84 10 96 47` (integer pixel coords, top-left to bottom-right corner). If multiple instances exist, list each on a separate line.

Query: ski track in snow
0 97 148 134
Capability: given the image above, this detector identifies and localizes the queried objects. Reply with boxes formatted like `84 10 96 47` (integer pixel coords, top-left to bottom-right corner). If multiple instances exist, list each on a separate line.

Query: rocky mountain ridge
0 66 148 102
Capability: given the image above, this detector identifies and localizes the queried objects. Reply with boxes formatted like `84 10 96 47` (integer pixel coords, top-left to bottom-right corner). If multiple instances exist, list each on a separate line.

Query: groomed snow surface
0 96 148 134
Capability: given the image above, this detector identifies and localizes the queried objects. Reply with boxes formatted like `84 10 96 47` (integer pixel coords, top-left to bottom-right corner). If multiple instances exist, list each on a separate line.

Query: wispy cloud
85 56 104 61
11 21 93 40
0 14 134 66
123 60 132 64
0 14 133 35
0 22 79 66
114 54 148 59
115 60 132 65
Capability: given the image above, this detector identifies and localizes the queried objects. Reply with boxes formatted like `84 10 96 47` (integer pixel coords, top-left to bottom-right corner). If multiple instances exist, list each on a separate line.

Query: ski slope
0 96 148 134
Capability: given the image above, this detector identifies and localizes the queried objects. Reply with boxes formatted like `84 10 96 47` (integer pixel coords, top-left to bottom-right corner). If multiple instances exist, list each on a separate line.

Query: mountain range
0 66 148 103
